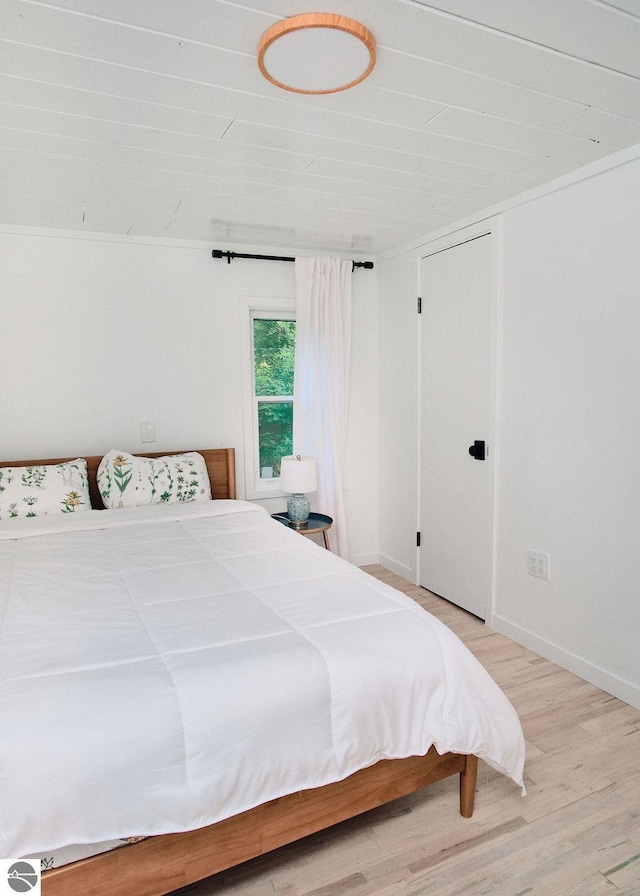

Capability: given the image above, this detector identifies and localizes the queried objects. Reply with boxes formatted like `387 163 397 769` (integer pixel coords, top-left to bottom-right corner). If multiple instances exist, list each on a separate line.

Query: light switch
140 420 156 443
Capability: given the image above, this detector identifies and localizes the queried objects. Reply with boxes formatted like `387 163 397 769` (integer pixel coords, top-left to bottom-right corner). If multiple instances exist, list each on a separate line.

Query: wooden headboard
0 448 236 508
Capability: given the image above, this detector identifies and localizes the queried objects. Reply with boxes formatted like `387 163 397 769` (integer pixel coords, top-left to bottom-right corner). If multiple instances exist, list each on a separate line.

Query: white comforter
0 501 525 859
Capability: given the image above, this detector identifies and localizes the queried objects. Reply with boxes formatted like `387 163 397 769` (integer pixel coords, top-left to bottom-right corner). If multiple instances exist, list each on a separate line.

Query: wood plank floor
171 565 640 896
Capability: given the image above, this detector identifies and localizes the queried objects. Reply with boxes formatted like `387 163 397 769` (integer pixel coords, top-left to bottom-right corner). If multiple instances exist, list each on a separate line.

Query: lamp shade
280 455 317 494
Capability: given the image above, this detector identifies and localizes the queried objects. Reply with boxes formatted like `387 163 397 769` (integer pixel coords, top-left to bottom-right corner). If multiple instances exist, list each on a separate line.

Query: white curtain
293 257 352 559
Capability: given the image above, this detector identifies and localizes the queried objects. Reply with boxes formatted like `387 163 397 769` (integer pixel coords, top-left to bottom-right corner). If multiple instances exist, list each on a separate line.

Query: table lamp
280 454 317 528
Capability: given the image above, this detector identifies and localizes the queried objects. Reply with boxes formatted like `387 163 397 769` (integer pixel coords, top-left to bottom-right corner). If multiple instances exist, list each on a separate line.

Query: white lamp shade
280 455 317 494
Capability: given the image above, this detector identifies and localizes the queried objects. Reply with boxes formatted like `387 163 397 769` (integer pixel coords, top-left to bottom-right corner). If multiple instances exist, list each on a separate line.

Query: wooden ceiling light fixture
257 13 376 95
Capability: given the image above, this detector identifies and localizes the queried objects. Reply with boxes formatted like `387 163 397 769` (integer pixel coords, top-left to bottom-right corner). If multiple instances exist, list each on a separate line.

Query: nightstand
271 512 333 550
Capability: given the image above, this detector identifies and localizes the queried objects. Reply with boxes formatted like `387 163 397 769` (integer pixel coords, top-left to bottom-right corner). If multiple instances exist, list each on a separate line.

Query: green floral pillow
97 450 211 509
0 459 90 520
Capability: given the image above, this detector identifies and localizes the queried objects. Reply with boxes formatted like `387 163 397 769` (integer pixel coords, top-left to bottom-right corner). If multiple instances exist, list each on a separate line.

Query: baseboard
349 552 380 568
377 554 414 583
491 614 640 712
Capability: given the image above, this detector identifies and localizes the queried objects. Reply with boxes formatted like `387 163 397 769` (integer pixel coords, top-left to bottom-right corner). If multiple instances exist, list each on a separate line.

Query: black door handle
468 440 486 461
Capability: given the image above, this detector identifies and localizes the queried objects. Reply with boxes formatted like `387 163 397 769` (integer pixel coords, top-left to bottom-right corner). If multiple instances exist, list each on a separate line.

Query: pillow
97 450 211 509
0 459 90 520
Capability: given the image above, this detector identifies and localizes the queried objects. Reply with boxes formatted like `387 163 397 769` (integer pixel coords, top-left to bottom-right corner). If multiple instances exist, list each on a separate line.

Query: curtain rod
212 250 374 271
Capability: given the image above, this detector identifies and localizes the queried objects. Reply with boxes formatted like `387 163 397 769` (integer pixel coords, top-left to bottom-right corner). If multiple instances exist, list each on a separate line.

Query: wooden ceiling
1 0 639 254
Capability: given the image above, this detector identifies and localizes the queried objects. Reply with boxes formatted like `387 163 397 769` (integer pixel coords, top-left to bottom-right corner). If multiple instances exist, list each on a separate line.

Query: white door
419 235 493 619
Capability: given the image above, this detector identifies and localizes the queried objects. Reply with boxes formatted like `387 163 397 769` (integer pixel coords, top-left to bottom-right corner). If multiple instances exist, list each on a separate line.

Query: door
419 235 493 619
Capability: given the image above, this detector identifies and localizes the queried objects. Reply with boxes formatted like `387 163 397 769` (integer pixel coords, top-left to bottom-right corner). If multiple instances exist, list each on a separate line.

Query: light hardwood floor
172 565 640 896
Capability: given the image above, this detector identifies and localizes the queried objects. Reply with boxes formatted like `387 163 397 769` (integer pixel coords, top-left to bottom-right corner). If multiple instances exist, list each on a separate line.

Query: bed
0 447 525 896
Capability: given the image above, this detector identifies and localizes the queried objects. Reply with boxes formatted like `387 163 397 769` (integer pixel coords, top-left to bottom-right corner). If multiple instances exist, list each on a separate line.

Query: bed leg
459 754 478 818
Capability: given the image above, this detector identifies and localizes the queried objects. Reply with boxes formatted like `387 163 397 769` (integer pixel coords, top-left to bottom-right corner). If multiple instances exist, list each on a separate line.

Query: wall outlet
528 550 550 581
140 420 156 443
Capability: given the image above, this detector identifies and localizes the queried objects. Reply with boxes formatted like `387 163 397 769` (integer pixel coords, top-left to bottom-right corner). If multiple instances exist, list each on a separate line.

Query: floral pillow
0 459 90 520
97 450 211 509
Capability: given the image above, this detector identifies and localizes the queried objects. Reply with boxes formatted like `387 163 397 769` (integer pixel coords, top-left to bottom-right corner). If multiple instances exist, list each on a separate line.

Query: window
241 302 295 499
253 316 295 478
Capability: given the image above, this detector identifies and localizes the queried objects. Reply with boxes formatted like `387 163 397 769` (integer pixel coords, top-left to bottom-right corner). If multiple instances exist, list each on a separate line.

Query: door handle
468 440 486 461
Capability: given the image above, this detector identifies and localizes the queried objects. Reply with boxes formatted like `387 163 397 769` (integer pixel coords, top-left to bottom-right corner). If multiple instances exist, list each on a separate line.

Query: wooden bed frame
1 447 478 896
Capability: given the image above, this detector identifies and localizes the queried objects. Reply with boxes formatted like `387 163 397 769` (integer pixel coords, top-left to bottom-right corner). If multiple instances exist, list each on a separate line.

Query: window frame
240 298 296 501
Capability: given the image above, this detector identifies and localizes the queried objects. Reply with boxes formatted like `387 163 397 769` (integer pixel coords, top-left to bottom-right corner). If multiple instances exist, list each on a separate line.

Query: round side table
271 512 333 549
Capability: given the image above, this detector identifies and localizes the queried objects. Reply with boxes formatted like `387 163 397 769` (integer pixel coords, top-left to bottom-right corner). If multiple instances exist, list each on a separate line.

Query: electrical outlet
528 550 550 581
140 420 156 443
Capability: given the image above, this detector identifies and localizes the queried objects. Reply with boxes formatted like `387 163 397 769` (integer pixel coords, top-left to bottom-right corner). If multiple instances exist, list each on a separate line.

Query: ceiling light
257 13 376 95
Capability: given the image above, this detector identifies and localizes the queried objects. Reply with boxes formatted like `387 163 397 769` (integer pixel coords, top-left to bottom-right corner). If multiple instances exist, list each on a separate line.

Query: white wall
377 252 419 580
494 156 640 707
0 229 378 564
377 146 640 710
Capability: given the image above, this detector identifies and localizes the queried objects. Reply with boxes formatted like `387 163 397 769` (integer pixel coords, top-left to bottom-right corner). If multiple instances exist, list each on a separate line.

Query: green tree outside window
253 318 295 478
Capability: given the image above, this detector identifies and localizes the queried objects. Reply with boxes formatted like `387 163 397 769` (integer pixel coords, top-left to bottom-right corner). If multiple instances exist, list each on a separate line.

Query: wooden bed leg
459 754 478 817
